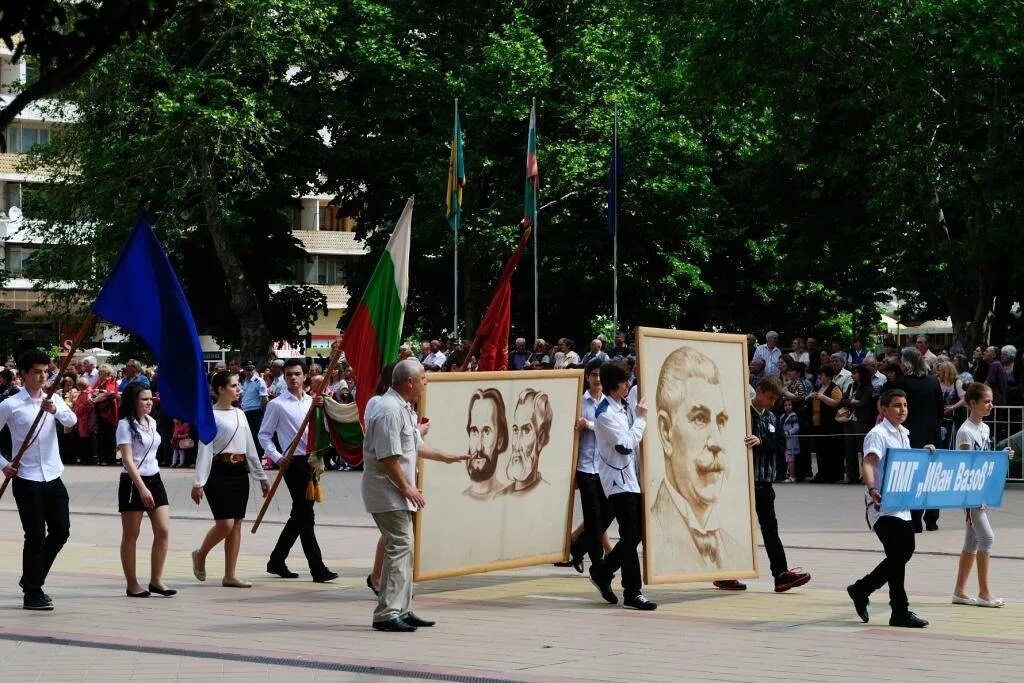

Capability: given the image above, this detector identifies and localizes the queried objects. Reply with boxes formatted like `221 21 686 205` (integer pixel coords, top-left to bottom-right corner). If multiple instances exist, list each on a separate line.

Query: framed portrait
414 370 584 581
637 327 759 584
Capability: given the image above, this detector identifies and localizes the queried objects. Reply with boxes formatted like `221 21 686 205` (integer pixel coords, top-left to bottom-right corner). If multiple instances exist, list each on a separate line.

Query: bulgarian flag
343 197 413 420
523 101 539 225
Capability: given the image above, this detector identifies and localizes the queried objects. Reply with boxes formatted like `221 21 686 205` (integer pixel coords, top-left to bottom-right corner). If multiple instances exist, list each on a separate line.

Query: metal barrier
989 405 1024 482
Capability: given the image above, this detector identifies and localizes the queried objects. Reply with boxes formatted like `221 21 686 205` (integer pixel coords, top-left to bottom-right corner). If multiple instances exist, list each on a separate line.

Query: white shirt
862 418 912 527
83 368 99 388
554 351 580 369
576 391 603 474
834 367 854 394
116 416 162 477
956 419 990 452
753 344 783 375
594 396 647 496
258 390 313 463
267 374 287 399
423 351 446 369
194 407 268 487
362 388 423 513
0 388 76 482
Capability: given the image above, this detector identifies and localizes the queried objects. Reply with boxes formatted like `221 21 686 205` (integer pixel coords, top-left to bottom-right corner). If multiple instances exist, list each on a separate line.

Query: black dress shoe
127 589 151 598
400 611 435 627
148 584 177 597
847 585 869 623
623 593 657 611
24 594 54 610
925 522 939 531
267 562 299 578
312 570 339 583
588 566 617 605
890 611 928 628
372 617 417 632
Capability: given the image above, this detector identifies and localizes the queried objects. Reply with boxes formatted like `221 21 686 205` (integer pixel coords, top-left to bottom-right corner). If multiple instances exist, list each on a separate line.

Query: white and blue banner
881 448 1009 511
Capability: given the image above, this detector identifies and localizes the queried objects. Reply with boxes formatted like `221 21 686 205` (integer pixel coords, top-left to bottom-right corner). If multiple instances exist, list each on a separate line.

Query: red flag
474 226 532 371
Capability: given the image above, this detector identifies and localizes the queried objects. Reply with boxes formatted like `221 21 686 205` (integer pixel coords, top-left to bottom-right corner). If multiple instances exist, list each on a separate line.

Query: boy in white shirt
847 388 929 628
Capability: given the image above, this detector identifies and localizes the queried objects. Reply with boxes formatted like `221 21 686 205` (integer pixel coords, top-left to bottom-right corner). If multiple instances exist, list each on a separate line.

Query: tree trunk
195 142 272 361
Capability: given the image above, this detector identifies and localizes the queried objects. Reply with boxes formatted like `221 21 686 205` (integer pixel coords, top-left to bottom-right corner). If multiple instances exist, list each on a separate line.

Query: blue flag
92 212 216 443
606 124 622 235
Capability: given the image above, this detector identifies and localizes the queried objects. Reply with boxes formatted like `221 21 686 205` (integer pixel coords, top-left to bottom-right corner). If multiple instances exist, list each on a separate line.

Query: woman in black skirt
191 371 269 587
117 383 175 598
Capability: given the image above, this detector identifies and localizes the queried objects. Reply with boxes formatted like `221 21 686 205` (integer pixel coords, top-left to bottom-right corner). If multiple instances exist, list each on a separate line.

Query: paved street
1 466 1023 682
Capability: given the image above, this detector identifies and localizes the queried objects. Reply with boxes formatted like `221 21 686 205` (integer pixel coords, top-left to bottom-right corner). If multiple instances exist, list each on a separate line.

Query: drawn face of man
660 376 728 515
466 395 502 482
508 396 541 484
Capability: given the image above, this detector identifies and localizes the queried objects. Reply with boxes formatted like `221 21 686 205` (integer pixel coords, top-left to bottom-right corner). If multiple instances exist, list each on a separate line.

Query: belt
217 453 246 464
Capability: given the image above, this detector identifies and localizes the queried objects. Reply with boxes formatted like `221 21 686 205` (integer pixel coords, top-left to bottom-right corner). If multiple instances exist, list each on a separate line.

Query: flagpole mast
453 98 459 340
532 98 539 342
612 103 619 342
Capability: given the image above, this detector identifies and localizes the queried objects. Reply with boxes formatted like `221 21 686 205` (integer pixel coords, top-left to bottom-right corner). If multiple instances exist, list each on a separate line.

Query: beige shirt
362 388 423 514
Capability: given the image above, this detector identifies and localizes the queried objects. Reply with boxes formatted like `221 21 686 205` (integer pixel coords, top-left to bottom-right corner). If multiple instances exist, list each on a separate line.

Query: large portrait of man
499 388 552 496
638 328 758 584
414 370 583 580
464 388 509 500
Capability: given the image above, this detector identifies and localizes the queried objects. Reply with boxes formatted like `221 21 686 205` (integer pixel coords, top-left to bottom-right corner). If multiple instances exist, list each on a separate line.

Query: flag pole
0 311 96 500
452 98 460 340
532 98 539 342
251 338 345 534
612 104 619 342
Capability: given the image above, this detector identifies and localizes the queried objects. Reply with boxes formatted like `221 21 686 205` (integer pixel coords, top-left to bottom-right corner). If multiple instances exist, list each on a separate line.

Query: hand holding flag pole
251 338 346 534
0 313 96 499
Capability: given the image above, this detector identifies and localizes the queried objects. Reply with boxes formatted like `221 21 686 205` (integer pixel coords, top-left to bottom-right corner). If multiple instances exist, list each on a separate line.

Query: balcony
292 229 366 256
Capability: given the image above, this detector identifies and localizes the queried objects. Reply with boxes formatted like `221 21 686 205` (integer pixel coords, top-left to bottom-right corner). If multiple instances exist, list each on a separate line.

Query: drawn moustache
695 460 726 477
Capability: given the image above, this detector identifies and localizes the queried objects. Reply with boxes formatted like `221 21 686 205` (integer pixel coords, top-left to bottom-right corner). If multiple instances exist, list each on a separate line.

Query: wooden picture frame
413 370 584 581
636 327 760 584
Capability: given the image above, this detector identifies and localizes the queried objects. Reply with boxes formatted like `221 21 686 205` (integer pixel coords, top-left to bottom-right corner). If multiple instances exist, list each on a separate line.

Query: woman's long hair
900 347 928 378
118 382 150 440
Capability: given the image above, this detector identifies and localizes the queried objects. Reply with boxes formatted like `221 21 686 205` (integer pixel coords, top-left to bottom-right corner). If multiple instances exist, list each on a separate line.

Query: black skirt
205 459 251 520
118 472 169 513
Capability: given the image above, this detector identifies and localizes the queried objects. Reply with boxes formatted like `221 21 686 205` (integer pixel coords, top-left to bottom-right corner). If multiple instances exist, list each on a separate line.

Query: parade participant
847 388 930 628
258 359 338 582
116 383 175 598
364 362 397 596
588 362 657 611
361 359 469 632
191 371 270 587
712 377 811 592
0 349 77 610
562 359 614 572
951 383 1009 608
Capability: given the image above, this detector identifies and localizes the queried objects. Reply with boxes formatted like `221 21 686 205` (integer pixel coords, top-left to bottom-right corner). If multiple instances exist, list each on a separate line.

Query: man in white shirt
267 359 287 399
0 349 77 610
588 362 657 611
362 360 469 631
752 331 784 376
831 353 854 394
915 335 938 372
421 340 446 372
847 388 929 628
81 355 99 389
258 359 336 583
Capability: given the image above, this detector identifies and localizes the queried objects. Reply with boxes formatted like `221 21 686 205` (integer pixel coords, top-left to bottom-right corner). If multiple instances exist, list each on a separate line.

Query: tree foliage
20 0 1024 353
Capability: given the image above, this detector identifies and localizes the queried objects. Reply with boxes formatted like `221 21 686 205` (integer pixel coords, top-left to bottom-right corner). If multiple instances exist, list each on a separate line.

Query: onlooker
915 335 938 372
752 331 783 376
527 339 553 369
808 365 844 483
422 340 446 372
91 364 120 465
509 338 531 370
831 353 853 394
983 346 1006 405
580 339 608 366
748 358 766 388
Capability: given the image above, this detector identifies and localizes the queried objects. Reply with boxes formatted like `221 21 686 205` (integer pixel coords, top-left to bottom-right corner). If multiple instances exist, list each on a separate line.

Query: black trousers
12 477 70 598
853 515 915 613
602 492 643 598
244 409 265 457
910 508 940 530
269 457 327 574
569 471 614 565
812 427 843 482
754 482 788 578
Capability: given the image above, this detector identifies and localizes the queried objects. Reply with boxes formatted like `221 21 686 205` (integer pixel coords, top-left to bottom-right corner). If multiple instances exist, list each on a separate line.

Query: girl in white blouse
191 371 269 587
117 384 174 598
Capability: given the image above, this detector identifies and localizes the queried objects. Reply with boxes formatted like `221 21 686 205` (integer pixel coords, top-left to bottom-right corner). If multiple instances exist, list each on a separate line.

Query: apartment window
5 245 36 275
318 203 339 231
4 125 50 153
4 183 21 211
315 256 345 285
24 57 39 85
